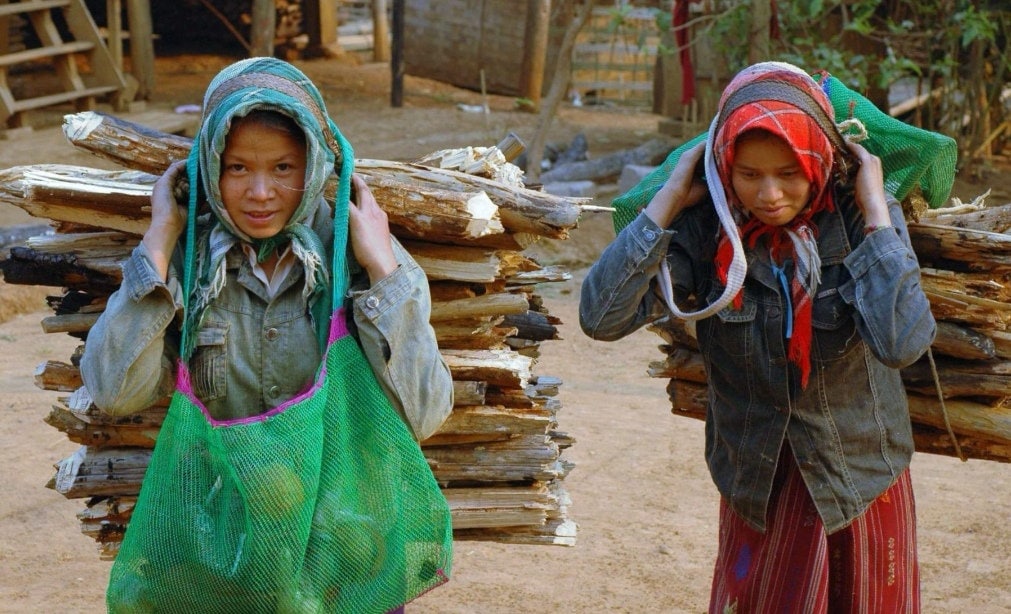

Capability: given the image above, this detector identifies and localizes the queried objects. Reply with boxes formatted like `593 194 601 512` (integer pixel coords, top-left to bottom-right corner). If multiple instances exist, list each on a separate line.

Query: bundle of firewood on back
0 111 589 558
648 191 1011 464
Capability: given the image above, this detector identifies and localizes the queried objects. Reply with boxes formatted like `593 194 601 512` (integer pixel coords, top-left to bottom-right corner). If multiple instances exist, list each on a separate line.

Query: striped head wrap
182 57 351 356
711 61 849 388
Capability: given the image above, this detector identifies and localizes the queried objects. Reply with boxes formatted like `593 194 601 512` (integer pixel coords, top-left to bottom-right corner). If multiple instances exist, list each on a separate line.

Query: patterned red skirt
709 448 919 613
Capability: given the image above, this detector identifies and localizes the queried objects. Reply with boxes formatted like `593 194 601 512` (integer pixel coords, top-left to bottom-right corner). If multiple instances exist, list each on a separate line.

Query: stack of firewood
647 194 1011 464
0 111 588 558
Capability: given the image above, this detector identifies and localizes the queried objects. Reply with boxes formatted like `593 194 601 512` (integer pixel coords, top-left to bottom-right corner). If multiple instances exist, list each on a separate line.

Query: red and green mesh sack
611 70 958 233
106 123 452 614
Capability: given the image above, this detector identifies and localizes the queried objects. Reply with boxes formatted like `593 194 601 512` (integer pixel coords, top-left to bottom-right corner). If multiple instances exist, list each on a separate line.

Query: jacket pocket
698 285 757 358
191 321 228 402
811 287 859 362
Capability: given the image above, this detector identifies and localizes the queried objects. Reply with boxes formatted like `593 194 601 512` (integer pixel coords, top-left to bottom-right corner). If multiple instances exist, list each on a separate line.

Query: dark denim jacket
580 189 935 533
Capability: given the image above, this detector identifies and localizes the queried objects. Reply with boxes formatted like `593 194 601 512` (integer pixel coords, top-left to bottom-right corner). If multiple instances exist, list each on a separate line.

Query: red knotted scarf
711 64 837 388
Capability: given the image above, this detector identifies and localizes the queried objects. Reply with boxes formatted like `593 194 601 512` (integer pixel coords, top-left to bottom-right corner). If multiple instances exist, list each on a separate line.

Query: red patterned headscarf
711 62 841 388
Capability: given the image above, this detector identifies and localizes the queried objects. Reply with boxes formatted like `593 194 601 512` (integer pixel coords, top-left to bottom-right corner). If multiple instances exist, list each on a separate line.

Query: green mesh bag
106 127 452 614
612 71 958 233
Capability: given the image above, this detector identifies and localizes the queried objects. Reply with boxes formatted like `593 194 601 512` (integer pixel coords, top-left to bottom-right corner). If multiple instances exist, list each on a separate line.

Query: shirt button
365 296 380 310
768 306 781 318
265 327 279 341
642 228 656 242
268 385 280 398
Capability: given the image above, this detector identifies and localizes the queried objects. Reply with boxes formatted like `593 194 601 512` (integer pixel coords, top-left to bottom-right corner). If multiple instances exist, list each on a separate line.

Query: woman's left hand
846 141 892 228
348 174 398 285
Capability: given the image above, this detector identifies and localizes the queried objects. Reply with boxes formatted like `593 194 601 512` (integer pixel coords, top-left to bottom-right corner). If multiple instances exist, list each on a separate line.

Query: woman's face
219 118 307 239
730 130 812 227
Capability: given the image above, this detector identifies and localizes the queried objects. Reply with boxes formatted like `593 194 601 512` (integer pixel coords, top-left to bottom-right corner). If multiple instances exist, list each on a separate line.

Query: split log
901 357 1011 399
909 221 1011 272
27 231 138 260
983 330 1011 360
424 435 567 482
506 265 572 286
906 393 1011 446
920 267 1011 304
34 360 82 392
454 518 578 547
442 348 533 389
45 405 162 448
916 201 1011 233
355 159 584 239
0 246 122 293
442 484 558 529
424 405 554 443
501 310 560 342
434 321 517 350
41 313 101 335
430 292 529 322
0 165 156 235
930 321 997 361
403 240 539 283
62 111 193 175
910 424 1011 463
924 289 1011 331
451 380 487 406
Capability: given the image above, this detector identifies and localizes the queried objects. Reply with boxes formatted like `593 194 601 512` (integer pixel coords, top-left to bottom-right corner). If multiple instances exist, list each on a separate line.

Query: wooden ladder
0 0 126 128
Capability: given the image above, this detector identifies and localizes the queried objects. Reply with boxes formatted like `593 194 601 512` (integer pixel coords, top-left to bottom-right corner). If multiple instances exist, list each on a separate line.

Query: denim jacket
80 204 453 441
580 187 935 533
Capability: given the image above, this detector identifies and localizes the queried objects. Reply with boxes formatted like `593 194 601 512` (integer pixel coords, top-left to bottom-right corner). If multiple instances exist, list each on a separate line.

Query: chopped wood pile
647 193 1011 464
0 111 590 558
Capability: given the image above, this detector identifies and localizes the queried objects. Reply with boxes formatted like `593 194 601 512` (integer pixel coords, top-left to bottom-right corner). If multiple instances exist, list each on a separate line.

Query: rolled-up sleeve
80 243 183 416
839 201 936 368
350 238 453 441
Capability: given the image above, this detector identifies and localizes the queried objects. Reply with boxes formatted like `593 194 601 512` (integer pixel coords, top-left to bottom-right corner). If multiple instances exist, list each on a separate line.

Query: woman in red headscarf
580 62 935 612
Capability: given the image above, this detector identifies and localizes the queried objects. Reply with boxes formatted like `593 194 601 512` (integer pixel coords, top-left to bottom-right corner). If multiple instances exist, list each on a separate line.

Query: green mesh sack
612 70 958 233
106 125 452 614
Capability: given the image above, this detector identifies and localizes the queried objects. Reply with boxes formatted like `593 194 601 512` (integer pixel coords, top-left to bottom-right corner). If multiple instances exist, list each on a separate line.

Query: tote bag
106 129 452 614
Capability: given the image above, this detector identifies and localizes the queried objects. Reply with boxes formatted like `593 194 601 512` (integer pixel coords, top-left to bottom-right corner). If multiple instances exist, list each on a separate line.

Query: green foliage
685 0 1009 166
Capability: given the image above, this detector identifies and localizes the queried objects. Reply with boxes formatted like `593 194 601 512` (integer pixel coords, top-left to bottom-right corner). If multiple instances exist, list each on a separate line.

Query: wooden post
106 0 123 71
373 0 391 63
303 0 337 53
525 0 593 183
519 0 550 105
125 0 155 99
391 0 404 107
250 0 275 57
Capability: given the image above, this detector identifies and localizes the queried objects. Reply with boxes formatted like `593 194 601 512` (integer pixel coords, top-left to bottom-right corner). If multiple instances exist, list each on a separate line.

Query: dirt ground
2 53 1011 613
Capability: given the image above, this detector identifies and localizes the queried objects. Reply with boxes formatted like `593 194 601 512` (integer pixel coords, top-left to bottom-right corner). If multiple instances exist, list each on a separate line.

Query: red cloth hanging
672 1 695 105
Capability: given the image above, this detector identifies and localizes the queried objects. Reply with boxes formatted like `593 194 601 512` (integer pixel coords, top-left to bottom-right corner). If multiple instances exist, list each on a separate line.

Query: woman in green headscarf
82 57 452 437
82 58 454 613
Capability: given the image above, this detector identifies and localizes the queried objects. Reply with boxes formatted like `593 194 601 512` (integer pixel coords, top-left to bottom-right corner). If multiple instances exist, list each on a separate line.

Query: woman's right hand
143 159 189 281
644 141 708 228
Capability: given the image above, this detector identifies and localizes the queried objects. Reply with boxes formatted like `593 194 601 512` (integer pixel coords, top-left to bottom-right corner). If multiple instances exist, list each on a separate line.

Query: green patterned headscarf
181 57 353 356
